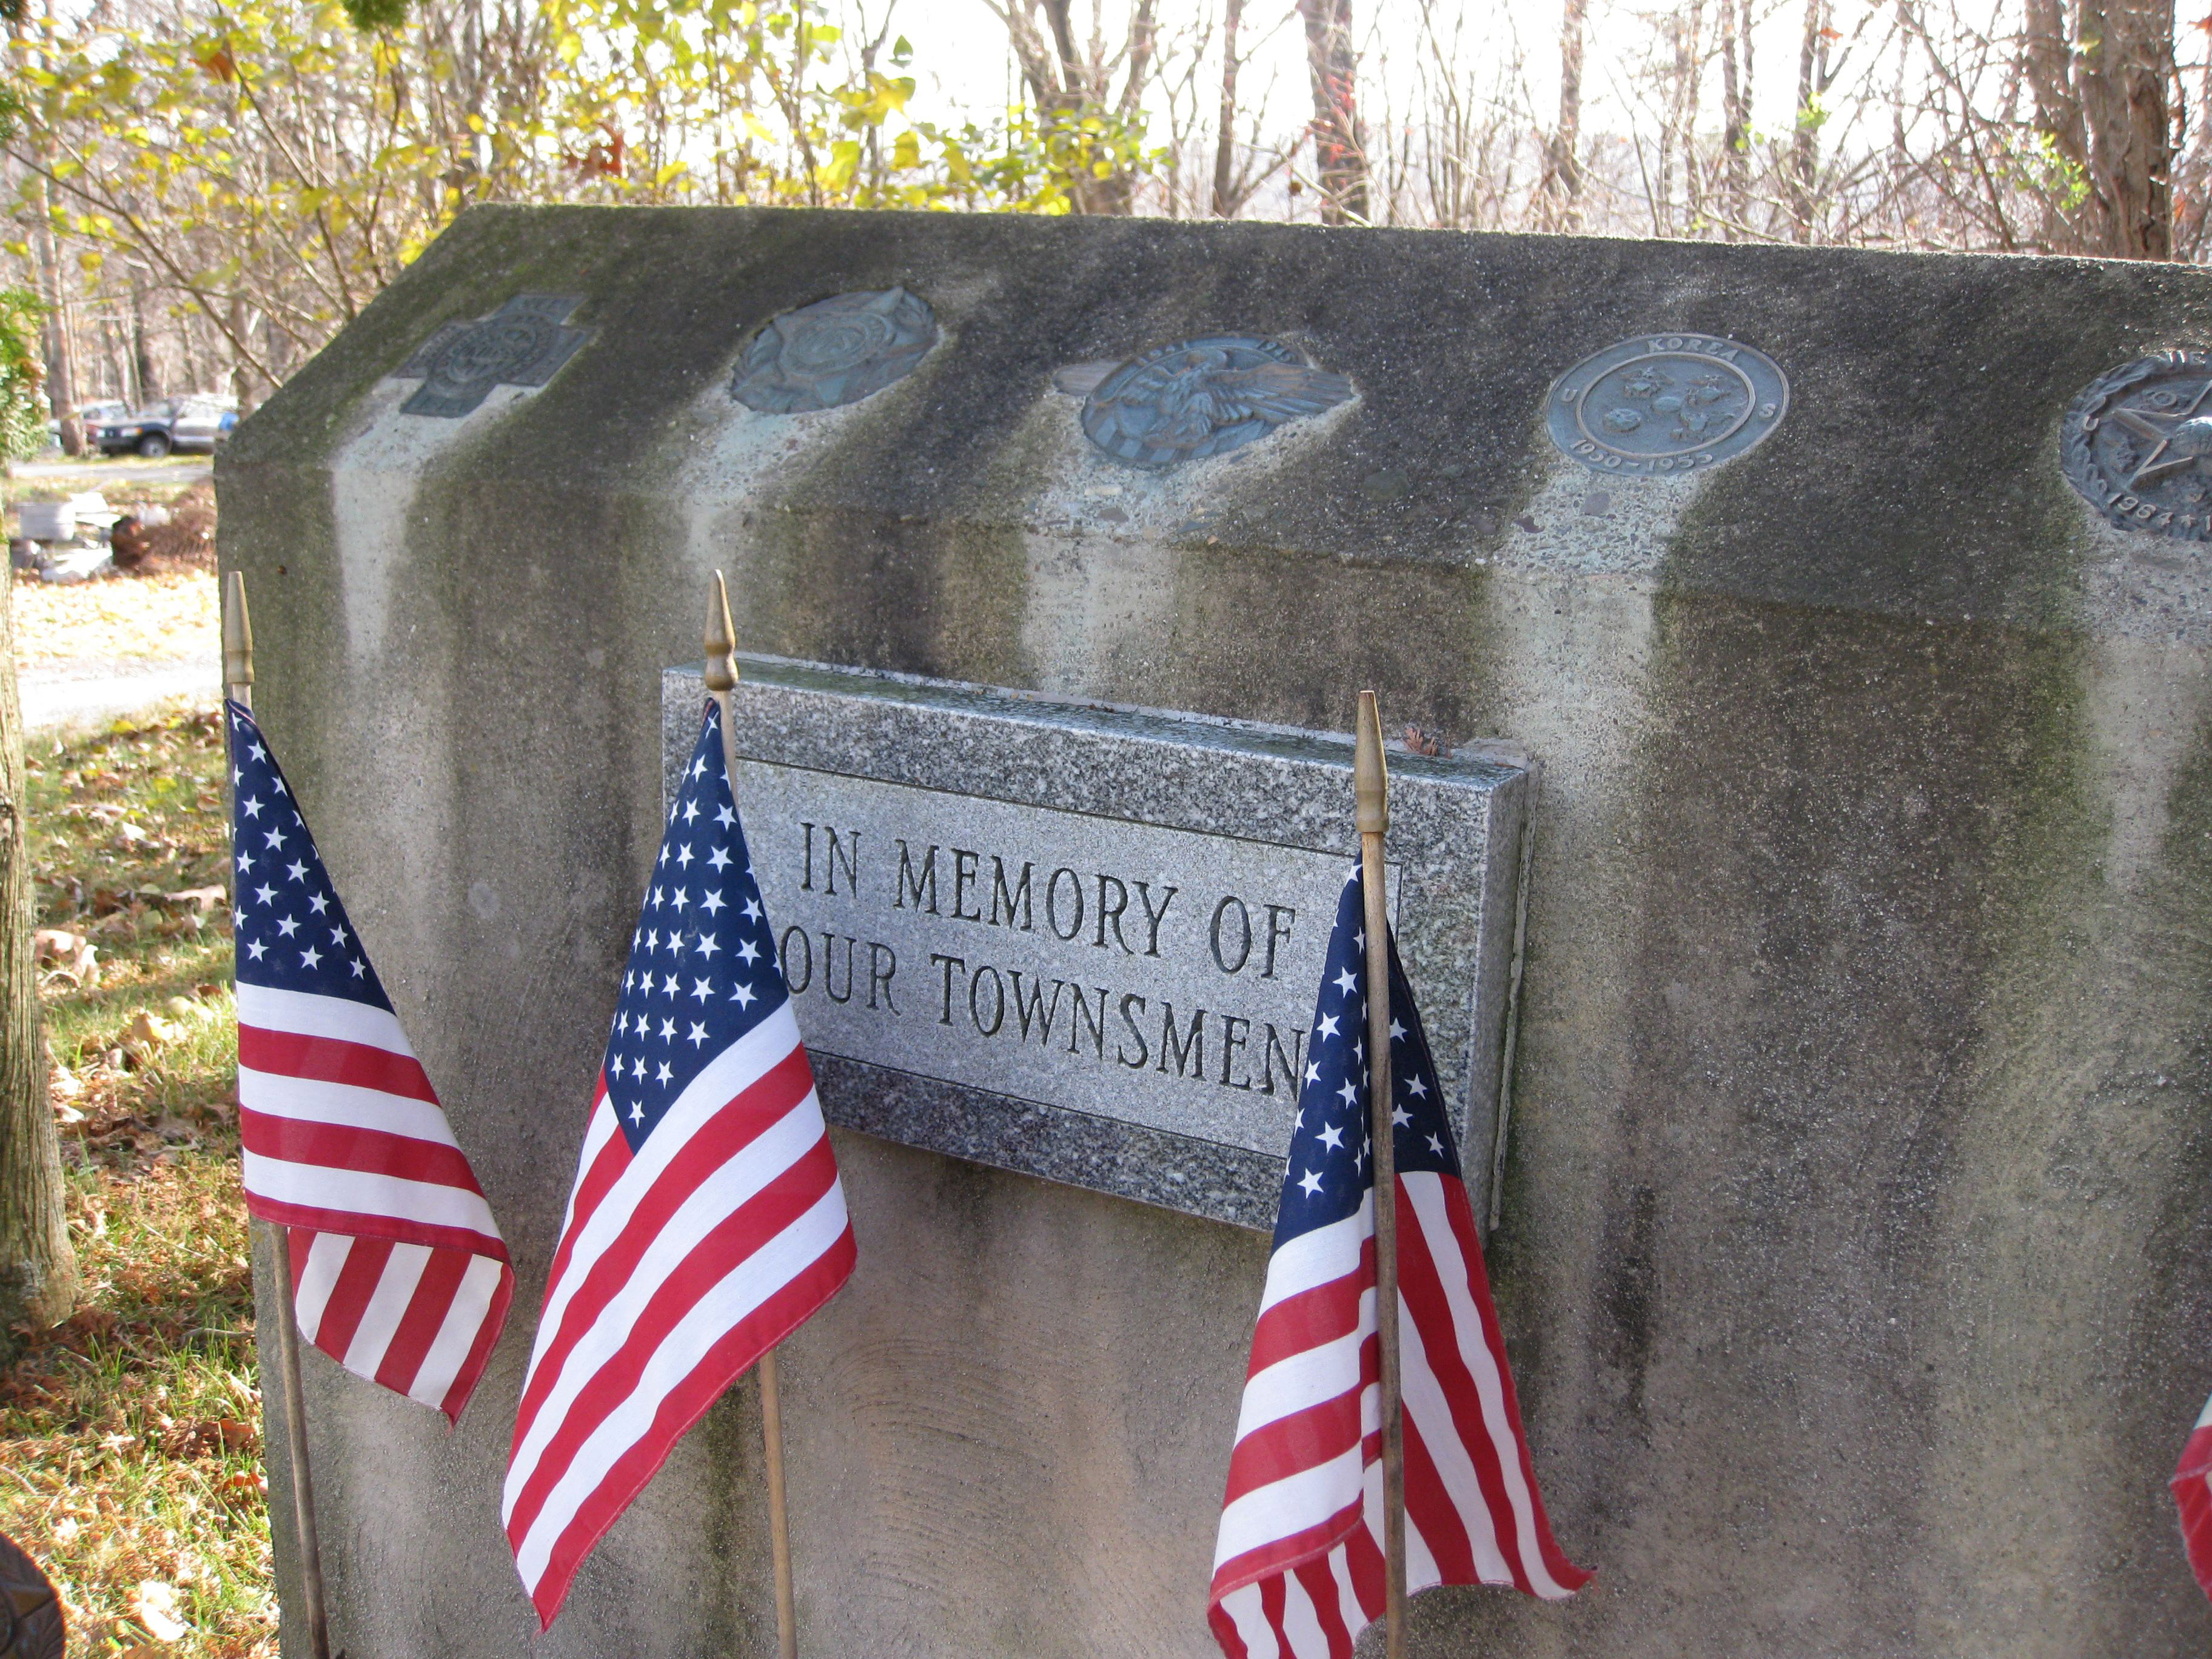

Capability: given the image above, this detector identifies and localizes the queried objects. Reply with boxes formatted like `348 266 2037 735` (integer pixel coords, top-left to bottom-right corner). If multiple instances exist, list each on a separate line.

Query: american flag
503 700 856 1629
2173 1397 2212 1595
1208 870 1589 1658
230 700 512 1421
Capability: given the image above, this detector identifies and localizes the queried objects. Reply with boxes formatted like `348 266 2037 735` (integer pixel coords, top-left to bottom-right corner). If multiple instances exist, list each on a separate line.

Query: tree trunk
32 179 79 457
2026 0 2177 255
229 294 261 417
1658 11 1679 234
1212 0 1245 218
2024 0 2088 249
1791 0 1825 241
0 551 76 1355
2081 0 2177 255
180 315 205 398
1680 0 1706 230
1297 0 1369 222
1544 0 1588 228
130 274 156 405
1721 0 1749 235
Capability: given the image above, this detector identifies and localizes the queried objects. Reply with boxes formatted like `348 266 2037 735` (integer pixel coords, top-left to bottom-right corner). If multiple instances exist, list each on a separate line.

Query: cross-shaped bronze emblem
394 294 591 418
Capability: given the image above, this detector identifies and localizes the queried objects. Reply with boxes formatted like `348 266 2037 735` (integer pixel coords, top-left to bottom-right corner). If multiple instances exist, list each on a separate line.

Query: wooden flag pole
1355 691 1408 1659
225 573 335 1659
702 571 801 1659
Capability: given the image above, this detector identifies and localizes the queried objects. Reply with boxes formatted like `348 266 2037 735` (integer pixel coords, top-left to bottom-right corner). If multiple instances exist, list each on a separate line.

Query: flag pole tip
704 571 738 694
223 571 253 699
1355 690 1387 836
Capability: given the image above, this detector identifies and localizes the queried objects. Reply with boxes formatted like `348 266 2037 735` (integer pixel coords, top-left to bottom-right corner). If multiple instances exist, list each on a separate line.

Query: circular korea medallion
1545 333 1789 475
2062 351 2212 541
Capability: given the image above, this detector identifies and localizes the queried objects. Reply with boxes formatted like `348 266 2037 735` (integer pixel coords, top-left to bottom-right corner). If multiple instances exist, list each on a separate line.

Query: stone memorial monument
219 207 2212 1657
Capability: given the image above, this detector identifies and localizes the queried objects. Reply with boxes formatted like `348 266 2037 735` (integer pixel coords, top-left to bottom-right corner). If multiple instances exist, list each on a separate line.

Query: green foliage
0 285 45 463
4 0 1172 391
338 0 407 28
2014 129 2094 215
917 103 1165 215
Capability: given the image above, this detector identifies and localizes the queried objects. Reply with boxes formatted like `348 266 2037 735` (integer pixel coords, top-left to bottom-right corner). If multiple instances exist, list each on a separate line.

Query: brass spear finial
704 570 739 695
1355 689 1388 837
224 571 254 707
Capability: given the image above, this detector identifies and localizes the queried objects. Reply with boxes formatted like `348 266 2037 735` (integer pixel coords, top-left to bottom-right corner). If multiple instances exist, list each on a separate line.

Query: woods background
2 0 2204 441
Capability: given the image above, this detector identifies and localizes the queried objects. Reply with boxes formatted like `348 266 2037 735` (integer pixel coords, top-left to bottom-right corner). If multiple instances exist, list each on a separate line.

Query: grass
0 706 272 1658
4 462 213 511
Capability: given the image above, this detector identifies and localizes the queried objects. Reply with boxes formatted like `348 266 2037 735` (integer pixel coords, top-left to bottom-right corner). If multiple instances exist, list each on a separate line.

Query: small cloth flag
229 700 512 1421
504 700 856 1629
1208 870 1588 1659
2173 1396 2212 1594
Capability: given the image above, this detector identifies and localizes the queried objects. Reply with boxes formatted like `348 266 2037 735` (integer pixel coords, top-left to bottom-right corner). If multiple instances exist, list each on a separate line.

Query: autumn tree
2025 0 2178 256
1296 0 1367 221
984 0 1164 212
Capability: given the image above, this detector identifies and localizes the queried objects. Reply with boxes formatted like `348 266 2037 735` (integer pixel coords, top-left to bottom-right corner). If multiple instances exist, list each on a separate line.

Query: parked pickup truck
91 395 236 458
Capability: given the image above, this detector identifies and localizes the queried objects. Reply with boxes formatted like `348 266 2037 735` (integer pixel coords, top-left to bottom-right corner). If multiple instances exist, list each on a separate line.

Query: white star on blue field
1272 868 1461 1247
599 703 789 1151
228 701 390 1011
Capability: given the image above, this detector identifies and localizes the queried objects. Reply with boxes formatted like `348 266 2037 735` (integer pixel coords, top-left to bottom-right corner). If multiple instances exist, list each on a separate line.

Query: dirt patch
109 481 215 575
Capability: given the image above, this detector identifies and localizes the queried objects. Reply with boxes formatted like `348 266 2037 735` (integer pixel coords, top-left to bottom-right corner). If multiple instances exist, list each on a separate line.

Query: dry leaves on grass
12 570 218 668
2 1158 272 1657
7 707 270 1657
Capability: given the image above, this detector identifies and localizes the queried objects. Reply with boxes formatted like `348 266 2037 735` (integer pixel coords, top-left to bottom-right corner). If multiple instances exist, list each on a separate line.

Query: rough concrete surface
216 207 2212 1658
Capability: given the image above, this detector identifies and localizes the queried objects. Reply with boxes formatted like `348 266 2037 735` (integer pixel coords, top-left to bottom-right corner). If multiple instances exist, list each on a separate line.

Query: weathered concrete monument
219 207 2212 1656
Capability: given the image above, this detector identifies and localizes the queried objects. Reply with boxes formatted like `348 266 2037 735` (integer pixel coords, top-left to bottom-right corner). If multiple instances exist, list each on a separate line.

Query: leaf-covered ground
13 574 220 669
1 707 271 1658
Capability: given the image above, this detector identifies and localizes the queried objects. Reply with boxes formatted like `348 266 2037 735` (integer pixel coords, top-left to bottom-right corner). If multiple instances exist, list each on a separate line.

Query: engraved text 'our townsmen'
734 764 1373 1158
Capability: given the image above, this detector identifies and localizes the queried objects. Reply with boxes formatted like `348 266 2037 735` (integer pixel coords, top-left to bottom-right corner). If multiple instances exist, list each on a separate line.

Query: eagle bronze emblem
1056 335 1355 468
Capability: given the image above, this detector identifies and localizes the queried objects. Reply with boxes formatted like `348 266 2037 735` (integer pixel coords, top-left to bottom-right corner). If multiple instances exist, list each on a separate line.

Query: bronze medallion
2063 351 2212 540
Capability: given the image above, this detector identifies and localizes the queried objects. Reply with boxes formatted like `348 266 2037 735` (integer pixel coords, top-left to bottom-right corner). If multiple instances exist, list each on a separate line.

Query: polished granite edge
814 1052 1284 1232
668 662 1515 865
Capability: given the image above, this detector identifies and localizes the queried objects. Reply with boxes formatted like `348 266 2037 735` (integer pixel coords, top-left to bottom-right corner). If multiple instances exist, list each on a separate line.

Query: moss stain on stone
728 505 1032 689
1146 542 1496 739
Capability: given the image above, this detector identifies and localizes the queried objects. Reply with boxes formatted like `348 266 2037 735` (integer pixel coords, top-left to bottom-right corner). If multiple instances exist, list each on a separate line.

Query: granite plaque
663 657 1530 1230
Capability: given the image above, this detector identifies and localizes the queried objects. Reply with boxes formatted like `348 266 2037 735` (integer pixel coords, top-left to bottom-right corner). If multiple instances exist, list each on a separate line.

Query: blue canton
227 700 392 1011
1272 868 1462 1248
602 703 790 1152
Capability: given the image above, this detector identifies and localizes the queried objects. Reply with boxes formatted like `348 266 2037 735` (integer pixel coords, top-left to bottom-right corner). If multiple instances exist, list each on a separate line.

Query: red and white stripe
1209 1171 1587 1659
2173 1392 2212 1597
502 1002 856 1630
238 980 512 1421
